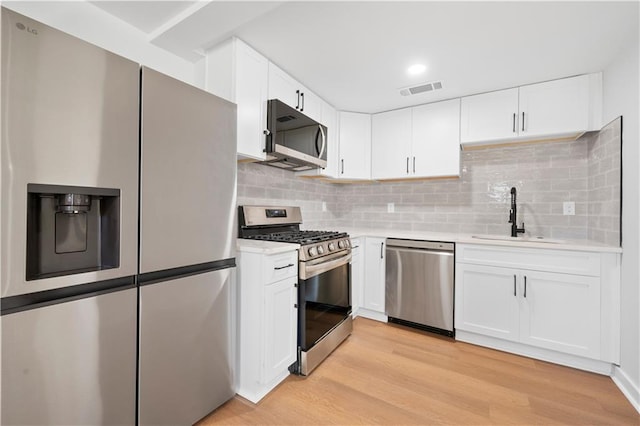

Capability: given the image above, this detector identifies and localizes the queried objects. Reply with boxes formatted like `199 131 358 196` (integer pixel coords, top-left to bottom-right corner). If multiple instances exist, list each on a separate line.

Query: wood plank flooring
199 317 639 425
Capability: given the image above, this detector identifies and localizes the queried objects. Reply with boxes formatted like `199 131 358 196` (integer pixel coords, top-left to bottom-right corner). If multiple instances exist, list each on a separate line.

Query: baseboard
612 365 640 414
356 309 387 323
456 330 614 375
236 369 290 404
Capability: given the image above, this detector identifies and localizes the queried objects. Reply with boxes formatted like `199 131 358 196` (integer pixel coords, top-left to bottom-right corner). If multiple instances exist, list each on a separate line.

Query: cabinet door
268 62 299 109
235 41 268 160
371 108 412 180
350 238 363 317
338 112 371 179
460 88 519 144
455 263 520 341
412 99 461 178
363 238 386 313
298 86 322 123
519 74 590 137
519 270 600 359
263 277 297 385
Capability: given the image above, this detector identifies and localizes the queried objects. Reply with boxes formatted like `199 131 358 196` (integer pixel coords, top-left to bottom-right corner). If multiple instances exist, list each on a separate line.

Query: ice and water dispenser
26 184 121 280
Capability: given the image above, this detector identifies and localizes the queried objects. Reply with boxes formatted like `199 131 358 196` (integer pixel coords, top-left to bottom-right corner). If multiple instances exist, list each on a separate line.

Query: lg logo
16 22 38 35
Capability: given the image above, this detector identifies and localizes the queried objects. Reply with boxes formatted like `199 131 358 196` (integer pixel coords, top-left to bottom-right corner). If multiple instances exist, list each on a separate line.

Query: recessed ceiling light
407 64 427 75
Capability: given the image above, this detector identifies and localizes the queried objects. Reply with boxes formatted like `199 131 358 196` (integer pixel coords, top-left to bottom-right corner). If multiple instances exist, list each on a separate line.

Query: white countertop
236 239 300 255
341 227 622 254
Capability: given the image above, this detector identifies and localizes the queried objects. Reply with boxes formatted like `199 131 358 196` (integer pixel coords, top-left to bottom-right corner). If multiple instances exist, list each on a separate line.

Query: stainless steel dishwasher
385 239 455 337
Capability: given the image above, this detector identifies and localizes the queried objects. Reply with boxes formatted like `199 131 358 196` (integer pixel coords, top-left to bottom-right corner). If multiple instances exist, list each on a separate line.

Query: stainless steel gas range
238 205 352 375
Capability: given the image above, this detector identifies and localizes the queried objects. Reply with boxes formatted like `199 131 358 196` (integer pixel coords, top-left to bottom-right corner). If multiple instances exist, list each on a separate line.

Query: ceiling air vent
399 80 444 96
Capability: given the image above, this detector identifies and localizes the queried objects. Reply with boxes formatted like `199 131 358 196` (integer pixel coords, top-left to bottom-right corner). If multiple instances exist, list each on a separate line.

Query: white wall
2 1 196 84
603 38 640 410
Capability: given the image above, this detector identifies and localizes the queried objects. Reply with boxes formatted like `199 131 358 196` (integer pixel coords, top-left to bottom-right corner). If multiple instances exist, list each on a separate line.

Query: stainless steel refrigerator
1 7 237 425
137 67 237 426
1 8 139 425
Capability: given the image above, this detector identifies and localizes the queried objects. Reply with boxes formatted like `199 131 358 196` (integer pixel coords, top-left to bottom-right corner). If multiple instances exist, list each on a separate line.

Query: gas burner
245 230 347 245
238 206 351 262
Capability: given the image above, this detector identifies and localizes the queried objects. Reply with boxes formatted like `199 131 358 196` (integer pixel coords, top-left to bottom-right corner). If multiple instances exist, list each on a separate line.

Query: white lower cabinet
263 277 298 385
237 247 298 403
455 244 619 371
456 263 520 341
350 238 363 317
519 270 600 358
359 237 387 322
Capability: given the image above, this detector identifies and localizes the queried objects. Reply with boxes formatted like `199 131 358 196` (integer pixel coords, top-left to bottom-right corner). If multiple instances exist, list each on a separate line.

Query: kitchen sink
470 235 566 244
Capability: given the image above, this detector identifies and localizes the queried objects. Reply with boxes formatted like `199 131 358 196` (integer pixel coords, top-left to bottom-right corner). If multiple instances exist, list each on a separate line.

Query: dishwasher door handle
386 246 454 256
386 239 454 252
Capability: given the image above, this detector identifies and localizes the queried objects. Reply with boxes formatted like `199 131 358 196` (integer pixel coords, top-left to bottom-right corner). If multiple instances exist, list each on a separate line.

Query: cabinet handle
380 242 384 259
413 156 416 173
512 113 517 133
406 157 409 174
300 92 305 111
341 159 344 174
522 112 525 132
524 276 527 298
513 274 517 296
296 90 300 110
274 263 294 270
294 303 298 309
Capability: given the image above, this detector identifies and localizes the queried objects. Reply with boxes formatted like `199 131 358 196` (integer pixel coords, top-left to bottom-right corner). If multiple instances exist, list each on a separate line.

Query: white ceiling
90 1 196 33
90 1 639 114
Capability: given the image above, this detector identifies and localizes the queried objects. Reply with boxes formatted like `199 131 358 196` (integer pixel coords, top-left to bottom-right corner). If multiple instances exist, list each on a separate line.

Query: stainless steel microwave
262 99 327 171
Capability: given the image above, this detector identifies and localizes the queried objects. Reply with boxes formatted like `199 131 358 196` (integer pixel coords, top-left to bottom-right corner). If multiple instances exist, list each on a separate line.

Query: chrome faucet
509 187 525 238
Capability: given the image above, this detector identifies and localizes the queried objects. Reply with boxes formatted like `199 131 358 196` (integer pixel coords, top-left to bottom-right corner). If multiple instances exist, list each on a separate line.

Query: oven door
298 252 352 351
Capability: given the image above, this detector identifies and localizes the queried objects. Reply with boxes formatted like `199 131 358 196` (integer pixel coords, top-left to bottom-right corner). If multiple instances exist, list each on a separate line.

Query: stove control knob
328 242 336 251
308 247 318 257
317 245 325 255
345 239 351 247
338 240 345 249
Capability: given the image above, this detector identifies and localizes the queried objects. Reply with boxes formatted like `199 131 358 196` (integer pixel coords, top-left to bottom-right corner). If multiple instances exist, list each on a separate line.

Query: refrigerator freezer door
139 67 237 274
138 269 234 425
1 288 137 425
0 8 139 297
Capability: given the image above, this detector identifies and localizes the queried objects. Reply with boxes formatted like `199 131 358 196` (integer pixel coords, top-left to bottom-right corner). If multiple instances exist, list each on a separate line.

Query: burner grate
244 230 347 245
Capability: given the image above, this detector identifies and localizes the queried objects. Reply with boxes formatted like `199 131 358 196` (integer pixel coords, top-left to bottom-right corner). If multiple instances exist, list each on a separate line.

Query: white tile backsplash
237 124 621 245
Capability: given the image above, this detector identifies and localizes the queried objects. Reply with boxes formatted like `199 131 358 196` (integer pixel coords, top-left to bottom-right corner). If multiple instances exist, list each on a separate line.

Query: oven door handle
300 252 352 280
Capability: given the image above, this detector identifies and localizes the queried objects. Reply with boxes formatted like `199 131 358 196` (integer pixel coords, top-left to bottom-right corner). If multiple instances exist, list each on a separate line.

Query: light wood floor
199 317 639 425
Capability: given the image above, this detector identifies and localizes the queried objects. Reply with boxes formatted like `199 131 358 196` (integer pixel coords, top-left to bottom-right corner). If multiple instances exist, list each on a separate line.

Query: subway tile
237 129 619 243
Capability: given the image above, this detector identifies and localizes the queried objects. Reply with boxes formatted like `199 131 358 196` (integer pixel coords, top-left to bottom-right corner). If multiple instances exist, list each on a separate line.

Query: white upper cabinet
460 73 602 147
519 75 592 136
371 109 412 180
460 88 519 144
371 98 461 180
267 62 298 108
205 38 268 161
337 112 371 180
268 62 322 124
411 98 461 178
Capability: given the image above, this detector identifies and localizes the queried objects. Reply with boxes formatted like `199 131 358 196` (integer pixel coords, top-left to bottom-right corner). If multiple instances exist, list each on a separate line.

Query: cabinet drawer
264 251 298 283
456 244 600 277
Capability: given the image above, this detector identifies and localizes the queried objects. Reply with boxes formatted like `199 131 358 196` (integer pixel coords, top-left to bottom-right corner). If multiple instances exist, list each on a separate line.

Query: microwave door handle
318 125 326 159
